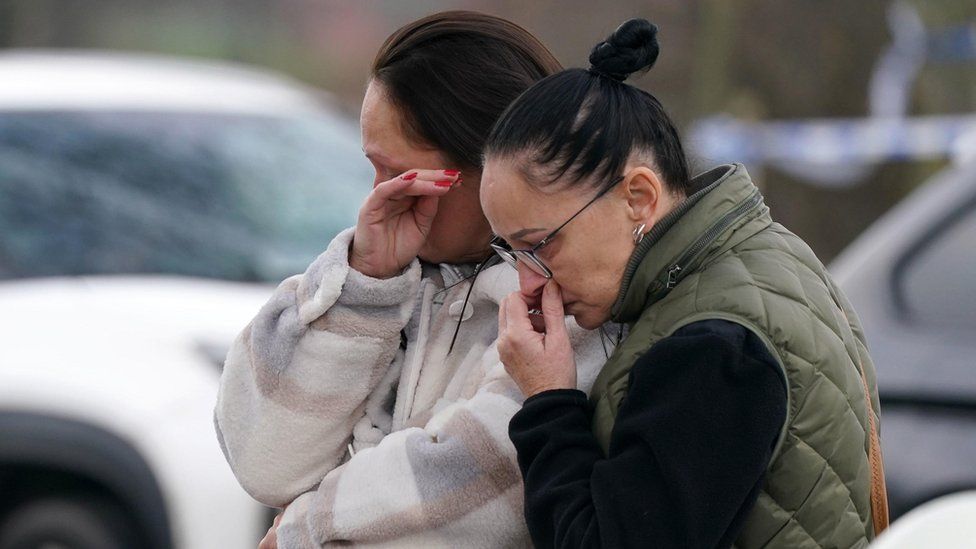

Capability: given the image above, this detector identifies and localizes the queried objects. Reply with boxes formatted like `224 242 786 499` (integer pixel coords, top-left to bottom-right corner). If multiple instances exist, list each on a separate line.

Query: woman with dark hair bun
483 18 888 548
215 11 609 548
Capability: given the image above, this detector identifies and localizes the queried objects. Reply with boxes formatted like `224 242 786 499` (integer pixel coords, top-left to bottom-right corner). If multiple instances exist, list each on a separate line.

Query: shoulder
671 318 752 343
616 319 788 442
631 319 785 393
670 319 775 364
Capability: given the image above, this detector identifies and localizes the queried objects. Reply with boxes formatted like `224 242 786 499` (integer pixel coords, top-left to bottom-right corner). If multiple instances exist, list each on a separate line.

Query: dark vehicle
831 156 976 520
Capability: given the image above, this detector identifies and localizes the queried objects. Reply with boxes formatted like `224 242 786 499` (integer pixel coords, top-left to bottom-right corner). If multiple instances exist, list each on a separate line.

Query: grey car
831 157 976 520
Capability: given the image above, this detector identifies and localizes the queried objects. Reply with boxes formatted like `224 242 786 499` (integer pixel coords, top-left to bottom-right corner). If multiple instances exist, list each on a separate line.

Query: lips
520 292 575 317
522 295 542 313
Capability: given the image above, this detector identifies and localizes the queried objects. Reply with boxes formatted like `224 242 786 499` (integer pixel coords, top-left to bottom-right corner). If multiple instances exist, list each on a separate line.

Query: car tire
0 496 139 549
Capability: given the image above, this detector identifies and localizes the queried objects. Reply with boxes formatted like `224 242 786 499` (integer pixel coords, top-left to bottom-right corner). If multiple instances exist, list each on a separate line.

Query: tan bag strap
834 302 890 536
855 351 889 535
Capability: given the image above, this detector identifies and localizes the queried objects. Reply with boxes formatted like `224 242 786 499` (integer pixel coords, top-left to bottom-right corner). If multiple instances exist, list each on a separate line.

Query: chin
565 302 612 331
569 309 601 330
575 317 603 330
419 234 485 266
417 241 452 265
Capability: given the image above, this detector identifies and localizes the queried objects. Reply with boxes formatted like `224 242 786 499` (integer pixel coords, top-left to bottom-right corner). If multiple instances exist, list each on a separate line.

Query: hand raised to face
349 169 461 279
497 280 577 398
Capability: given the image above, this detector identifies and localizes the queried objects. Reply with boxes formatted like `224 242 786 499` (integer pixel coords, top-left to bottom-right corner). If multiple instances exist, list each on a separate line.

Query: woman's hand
349 169 460 278
497 280 577 398
257 504 288 549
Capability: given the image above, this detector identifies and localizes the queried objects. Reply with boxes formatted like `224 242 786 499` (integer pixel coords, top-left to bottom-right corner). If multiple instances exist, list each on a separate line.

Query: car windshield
0 110 372 282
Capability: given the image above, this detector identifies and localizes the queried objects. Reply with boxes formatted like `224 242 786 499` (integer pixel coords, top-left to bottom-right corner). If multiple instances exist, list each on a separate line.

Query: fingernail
444 169 460 176
403 172 417 181
435 180 454 187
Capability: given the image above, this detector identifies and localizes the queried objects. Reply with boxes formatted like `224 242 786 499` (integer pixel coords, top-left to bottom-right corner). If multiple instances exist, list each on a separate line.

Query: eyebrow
508 227 549 241
363 150 403 171
362 148 388 163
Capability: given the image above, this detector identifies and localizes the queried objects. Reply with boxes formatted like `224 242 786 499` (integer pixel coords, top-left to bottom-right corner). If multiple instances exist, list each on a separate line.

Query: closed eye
490 235 512 250
365 156 402 180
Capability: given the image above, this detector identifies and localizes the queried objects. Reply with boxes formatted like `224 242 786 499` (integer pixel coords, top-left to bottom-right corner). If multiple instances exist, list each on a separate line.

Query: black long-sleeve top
508 320 788 549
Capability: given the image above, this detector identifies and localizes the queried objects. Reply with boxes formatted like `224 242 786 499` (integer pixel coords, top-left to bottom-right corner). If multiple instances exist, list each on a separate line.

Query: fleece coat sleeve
273 354 535 548
214 227 421 507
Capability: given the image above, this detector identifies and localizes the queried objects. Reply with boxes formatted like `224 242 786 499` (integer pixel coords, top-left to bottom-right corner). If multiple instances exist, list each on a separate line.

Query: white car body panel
0 50 328 115
0 49 364 548
870 491 976 549
0 277 275 548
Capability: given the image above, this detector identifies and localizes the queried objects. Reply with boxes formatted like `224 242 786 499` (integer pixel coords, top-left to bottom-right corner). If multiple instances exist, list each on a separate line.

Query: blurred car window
900 202 976 332
0 110 370 282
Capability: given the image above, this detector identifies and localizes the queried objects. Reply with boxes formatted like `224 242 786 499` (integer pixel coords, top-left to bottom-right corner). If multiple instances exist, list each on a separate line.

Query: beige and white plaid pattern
215 228 608 547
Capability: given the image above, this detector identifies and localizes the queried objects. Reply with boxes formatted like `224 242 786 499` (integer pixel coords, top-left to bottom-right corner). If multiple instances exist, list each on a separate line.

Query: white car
870 491 976 549
0 50 371 549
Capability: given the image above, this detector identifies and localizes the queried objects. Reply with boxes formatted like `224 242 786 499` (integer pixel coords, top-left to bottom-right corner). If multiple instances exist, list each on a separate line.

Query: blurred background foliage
2 0 974 261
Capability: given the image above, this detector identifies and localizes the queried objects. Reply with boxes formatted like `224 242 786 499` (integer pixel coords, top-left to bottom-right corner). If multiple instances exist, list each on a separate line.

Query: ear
620 166 666 225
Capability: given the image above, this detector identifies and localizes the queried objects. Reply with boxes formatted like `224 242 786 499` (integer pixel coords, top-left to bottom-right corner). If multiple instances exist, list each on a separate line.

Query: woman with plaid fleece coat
216 227 607 547
213 12 609 548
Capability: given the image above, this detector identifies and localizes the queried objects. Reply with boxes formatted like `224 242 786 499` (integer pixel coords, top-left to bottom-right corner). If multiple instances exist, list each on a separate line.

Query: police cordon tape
687 114 976 187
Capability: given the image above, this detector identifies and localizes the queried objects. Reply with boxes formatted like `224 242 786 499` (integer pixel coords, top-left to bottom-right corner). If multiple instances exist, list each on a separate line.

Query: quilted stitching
591 172 880 547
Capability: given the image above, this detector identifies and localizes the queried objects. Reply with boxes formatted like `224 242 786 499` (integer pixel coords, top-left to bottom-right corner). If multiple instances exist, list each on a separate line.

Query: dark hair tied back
588 19 659 82
485 17 691 196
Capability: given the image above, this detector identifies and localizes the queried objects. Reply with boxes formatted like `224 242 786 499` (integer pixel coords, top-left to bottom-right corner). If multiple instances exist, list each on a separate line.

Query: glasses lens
490 242 518 269
512 251 552 278
490 239 552 278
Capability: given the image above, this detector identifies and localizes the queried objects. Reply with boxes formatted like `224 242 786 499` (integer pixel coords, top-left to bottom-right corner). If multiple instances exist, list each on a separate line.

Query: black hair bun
588 18 659 82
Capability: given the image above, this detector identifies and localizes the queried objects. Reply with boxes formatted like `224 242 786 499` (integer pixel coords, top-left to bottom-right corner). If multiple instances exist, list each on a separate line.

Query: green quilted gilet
590 164 881 548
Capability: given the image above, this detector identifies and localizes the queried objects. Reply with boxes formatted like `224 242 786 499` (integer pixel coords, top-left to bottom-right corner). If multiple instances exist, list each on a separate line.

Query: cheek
424 187 488 247
432 186 471 220
551 231 630 304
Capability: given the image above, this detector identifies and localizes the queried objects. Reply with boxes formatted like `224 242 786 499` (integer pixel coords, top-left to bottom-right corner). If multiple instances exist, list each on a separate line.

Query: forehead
360 82 397 138
481 158 579 236
481 159 535 208
360 81 440 163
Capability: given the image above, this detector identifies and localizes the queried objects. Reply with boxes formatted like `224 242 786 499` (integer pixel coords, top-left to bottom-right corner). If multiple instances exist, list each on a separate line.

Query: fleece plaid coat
214 227 609 548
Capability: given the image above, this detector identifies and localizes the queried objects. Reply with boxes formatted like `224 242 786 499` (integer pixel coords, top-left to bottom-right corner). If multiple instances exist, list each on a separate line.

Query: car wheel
0 496 139 549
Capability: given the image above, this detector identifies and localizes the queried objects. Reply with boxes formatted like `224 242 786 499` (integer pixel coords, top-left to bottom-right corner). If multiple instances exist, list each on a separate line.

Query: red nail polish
402 172 417 181
435 180 454 187
444 169 460 176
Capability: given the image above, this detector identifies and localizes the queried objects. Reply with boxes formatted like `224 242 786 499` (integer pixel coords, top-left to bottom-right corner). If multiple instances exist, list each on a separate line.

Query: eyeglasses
490 175 625 279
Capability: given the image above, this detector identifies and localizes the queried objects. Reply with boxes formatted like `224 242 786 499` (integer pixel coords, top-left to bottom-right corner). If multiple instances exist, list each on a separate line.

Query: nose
517 262 548 302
